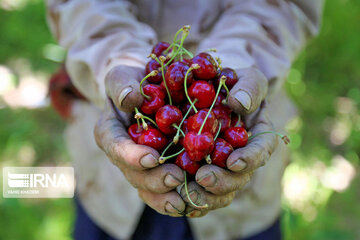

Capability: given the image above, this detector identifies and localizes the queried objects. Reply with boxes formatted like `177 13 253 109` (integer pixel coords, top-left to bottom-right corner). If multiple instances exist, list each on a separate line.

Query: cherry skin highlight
140 84 166 115
210 138 233 168
191 52 217 80
156 105 183 135
138 128 168 151
223 127 248 148
188 80 216 108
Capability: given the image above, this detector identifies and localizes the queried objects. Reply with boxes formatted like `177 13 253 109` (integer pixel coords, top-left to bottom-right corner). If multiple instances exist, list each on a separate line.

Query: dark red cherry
165 62 194 91
128 124 151 143
191 52 217 79
156 105 183 135
179 119 189 146
180 58 192 66
188 80 215 108
211 138 234 168
187 109 218 135
212 106 231 133
214 94 231 113
160 82 185 104
145 60 162 83
216 68 238 94
181 102 196 116
140 84 166 115
138 128 168 151
223 127 248 148
183 131 215 161
175 151 200 176
230 113 245 128
152 42 171 57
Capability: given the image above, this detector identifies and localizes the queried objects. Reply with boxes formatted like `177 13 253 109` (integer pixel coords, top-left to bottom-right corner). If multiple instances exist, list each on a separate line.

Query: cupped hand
180 67 278 217
94 65 186 216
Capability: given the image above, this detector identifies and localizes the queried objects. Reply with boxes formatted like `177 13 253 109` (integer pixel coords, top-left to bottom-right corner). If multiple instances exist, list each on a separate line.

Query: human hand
94 65 186 216
180 68 278 217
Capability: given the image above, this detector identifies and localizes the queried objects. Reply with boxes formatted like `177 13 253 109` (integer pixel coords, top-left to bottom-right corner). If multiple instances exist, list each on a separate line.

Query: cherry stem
159 56 173 105
235 113 242 127
205 155 212 164
159 148 185 164
159 141 174 164
172 124 185 137
248 131 290 145
136 118 141 129
222 84 230 103
142 115 158 128
139 70 158 100
184 65 199 113
134 107 148 130
184 171 208 209
214 122 222 141
198 76 227 135
173 43 193 58
165 26 190 66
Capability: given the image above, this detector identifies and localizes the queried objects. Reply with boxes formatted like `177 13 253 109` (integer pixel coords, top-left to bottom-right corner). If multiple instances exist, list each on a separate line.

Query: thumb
105 65 144 112
227 67 268 114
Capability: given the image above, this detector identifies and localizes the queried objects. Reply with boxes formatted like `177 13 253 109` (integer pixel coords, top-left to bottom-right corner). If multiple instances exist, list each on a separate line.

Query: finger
226 106 278 172
138 189 186 217
94 99 160 170
195 165 252 195
184 205 209 218
122 163 185 194
105 65 144 112
180 182 236 211
227 67 268 114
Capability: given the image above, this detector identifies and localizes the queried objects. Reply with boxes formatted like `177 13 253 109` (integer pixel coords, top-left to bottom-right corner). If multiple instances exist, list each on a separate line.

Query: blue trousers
74 200 282 240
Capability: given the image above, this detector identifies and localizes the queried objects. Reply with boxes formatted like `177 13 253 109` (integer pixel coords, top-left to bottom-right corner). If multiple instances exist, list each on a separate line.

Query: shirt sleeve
197 0 324 93
46 0 157 107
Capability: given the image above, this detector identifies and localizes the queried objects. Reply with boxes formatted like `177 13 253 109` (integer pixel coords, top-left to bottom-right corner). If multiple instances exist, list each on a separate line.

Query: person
45 0 324 239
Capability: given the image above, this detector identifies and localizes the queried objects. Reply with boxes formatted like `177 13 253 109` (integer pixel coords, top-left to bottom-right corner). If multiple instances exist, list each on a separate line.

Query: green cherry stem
134 107 148 130
173 43 194 58
214 122 222 141
139 70 158 100
172 124 185 137
165 26 190 67
136 118 141 129
173 99 198 144
248 131 290 145
184 171 208 209
159 56 173 105
184 64 199 113
142 115 158 128
235 113 242 127
159 141 174 164
198 76 227 135
159 148 185 164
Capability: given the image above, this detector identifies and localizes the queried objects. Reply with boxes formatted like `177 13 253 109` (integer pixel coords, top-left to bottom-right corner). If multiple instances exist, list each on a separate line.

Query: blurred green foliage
0 0 359 239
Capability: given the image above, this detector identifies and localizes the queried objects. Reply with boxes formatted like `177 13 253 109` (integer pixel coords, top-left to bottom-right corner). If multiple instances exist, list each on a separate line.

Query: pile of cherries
127 26 251 177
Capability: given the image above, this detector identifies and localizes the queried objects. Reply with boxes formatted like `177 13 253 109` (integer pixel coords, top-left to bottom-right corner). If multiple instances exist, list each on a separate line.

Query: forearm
46 0 157 107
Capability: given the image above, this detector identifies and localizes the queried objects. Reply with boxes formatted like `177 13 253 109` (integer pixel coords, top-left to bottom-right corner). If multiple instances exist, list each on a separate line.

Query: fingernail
229 159 247 171
186 210 201 218
165 201 181 214
188 190 199 203
197 171 217 187
140 154 158 168
164 174 182 188
118 87 133 107
234 90 251 111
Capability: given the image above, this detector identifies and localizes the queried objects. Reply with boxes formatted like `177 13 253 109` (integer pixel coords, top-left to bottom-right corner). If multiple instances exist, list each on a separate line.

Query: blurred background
0 0 359 239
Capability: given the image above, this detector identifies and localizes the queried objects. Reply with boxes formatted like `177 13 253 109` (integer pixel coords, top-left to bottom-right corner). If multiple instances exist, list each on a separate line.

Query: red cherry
140 84 166 115
191 53 217 79
160 82 185 104
230 113 245 128
216 68 238 94
180 58 192 66
156 105 183 135
165 61 194 91
145 60 162 84
188 80 215 108
175 151 200 176
183 131 215 161
223 127 248 148
214 94 231 113
152 42 171 57
212 106 231 133
211 138 234 168
181 102 196 116
179 119 188 146
187 109 218 135
138 128 168 151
